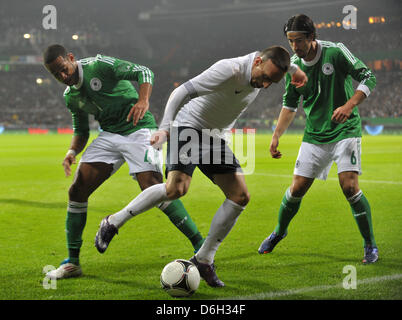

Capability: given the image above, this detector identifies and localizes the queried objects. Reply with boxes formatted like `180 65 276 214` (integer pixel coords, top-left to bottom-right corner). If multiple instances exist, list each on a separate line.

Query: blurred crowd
1 67 399 130
0 11 401 130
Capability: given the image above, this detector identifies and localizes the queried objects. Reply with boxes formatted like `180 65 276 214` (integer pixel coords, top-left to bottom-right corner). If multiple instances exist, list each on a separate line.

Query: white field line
253 172 402 185
222 273 402 300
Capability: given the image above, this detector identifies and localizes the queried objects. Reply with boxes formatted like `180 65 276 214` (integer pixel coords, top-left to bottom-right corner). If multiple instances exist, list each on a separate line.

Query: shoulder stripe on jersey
132 65 153 83
101 56 115 63
96 58 114 66
95 54 115 65
337 43 357 64
320 40 336 47
96 54 115 61
80 57 96 65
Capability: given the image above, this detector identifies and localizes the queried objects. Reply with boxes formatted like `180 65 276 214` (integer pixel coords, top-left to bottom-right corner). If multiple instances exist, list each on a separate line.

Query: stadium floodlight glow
72 34 79 40
23 33 31 39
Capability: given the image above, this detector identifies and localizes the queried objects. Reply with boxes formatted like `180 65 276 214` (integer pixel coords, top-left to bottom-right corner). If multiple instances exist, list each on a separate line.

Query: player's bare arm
331 90 366 124
270 108 297 159
63 135 88 177
127 82 152 126
290 67 308 88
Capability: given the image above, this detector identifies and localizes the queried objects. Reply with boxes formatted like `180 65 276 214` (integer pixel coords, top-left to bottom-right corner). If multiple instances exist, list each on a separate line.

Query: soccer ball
160 259 200 297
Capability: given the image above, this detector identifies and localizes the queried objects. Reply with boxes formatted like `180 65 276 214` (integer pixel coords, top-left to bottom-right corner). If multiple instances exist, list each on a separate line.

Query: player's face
287 32 313 58
250 58 285 89
45 53 78 86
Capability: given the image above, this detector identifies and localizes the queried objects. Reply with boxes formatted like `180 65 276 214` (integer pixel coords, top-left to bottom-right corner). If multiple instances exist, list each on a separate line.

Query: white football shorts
294 137 362 180
80 128 163 180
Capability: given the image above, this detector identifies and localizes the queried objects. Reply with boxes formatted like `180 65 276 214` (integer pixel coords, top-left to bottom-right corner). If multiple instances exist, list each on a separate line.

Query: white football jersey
159 52 260 137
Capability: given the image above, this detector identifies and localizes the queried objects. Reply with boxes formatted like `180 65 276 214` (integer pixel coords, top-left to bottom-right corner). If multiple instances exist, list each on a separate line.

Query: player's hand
331 103 353 124
62 153 76 177
127 100 149 126
270 135 282 159
150 130 169 150
291 68 308 88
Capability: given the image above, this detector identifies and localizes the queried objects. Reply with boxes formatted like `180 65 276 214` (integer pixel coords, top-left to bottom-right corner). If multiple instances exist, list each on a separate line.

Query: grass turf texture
0 133 401 300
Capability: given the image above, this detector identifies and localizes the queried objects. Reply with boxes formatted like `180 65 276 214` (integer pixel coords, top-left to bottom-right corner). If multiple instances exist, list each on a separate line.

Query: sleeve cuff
283 105 297 112
288 63 298 75
357 84 371 97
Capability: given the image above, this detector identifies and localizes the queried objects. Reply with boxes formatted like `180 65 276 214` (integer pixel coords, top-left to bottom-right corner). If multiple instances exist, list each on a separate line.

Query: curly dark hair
283 14 316 40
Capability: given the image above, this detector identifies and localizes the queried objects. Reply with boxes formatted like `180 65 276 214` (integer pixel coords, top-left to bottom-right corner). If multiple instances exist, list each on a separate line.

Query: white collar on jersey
301 40 322 67
73 61 83 90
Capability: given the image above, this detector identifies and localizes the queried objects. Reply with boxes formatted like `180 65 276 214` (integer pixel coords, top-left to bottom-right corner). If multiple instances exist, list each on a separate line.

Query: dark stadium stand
0 0 400 131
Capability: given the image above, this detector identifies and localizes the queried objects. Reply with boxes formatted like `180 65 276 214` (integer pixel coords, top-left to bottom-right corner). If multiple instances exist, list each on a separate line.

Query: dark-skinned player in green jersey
43 44 204 279
258 14 378 264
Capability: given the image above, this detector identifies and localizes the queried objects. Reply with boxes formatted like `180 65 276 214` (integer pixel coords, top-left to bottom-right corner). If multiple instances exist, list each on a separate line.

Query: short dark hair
259 46 290 72
283 14 316 40
43 44 67 64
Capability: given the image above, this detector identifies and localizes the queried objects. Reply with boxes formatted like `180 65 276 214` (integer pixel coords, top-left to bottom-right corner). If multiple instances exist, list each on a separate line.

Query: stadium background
0 0 401 306
0 0 400 134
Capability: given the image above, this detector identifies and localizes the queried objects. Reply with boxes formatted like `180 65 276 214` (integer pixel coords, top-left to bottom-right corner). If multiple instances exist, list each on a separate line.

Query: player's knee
232 190 250 207
289 185 308 198
68 182 89 202
137 172 163 191
166 184 187 200
341 183 359 199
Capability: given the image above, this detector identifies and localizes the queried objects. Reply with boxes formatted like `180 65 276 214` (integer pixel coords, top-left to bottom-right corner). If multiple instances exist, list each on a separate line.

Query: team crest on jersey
322 63 334 75
90 78 102 91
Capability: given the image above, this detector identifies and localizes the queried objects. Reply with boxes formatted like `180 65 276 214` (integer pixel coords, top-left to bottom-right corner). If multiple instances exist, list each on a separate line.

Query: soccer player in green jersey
42 44 205 279
258 14 378 264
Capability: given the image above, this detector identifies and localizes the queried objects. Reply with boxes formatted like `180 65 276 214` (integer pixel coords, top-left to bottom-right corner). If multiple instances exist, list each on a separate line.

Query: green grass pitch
0 133 401 300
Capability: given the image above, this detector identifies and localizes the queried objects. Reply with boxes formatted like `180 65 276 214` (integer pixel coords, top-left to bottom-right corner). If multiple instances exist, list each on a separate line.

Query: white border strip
253 172 402 185
222 273 402 300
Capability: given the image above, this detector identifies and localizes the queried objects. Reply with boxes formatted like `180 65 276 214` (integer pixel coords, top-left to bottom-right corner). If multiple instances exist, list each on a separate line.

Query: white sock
108 183 168 228
196 198 245 264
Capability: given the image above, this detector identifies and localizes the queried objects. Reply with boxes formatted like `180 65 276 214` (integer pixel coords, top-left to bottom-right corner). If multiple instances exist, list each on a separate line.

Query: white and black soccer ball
160 259 200 297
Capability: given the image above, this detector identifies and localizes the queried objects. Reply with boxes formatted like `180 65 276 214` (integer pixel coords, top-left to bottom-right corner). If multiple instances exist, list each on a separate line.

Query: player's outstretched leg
95 183 169 253
191 198 246 287
158 199 205 253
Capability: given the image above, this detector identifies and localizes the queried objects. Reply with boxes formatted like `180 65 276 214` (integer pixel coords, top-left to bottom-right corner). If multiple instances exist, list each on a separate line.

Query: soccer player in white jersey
96 46 308 287
258 14 378 264
42 44 205 279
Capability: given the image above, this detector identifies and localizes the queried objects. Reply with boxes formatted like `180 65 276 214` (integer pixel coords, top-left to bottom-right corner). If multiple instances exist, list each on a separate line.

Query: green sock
274 188 302 237
66 201 88 265
159 199 204 251
348 191 376 247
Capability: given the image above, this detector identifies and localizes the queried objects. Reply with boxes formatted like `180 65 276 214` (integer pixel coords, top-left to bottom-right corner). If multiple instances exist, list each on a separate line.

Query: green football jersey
283 40 376 144
63 54 157 137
